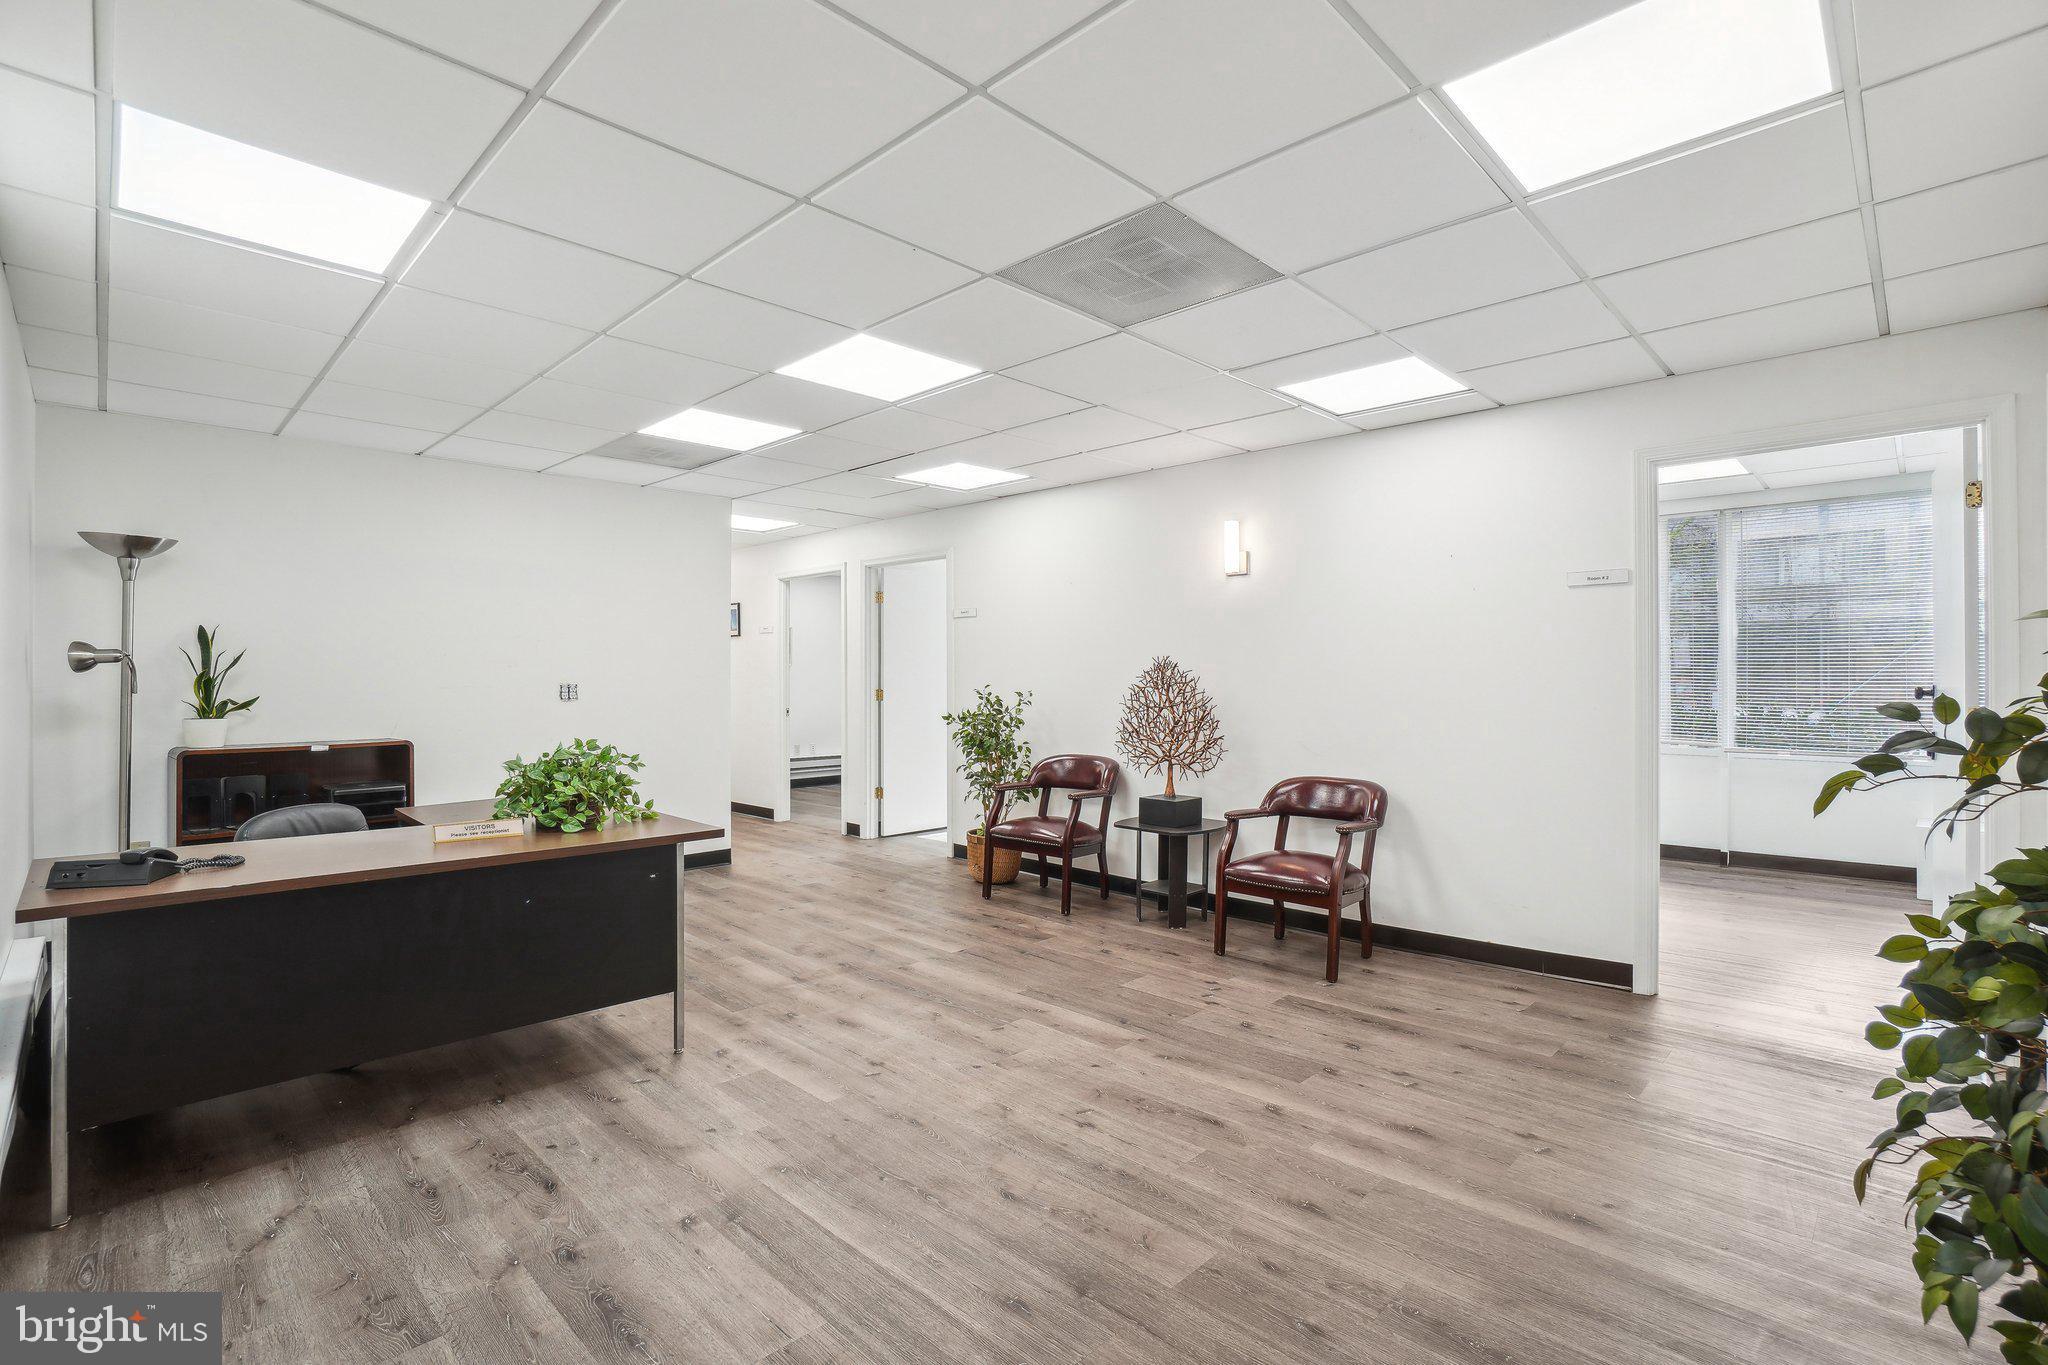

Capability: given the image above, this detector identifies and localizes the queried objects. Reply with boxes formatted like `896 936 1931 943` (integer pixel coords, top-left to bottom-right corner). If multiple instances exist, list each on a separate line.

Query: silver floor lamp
67 531 177 851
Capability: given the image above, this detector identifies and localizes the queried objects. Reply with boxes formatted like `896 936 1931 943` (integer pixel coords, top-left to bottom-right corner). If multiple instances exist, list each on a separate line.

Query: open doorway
782 570 843 833
868 556 949 844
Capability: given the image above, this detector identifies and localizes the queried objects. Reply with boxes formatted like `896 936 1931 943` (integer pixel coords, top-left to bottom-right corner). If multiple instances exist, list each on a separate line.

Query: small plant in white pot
180 625 257 748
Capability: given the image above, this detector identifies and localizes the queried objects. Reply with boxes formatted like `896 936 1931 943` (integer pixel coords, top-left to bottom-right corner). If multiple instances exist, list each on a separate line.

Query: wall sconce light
1222 519 1249 577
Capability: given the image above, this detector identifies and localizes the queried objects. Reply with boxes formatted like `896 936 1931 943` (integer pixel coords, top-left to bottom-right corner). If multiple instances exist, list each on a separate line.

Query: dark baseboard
1659 843 1724 865
790 775 840 789
731 801 774 820
684 848 731 870
844 822 860 837
1661 843 1914 884
952 847 1632 990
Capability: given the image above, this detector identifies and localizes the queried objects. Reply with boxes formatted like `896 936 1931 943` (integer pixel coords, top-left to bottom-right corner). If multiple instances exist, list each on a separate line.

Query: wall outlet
558 682 579 701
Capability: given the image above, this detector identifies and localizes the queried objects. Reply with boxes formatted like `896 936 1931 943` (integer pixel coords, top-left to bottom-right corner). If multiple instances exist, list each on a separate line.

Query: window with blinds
1658 490 1936 757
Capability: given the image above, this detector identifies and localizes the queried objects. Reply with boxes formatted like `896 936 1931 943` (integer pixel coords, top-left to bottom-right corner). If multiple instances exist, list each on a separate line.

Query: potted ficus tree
1821 608 2048 1359
944 687 1033 884
494 739 657 833
179 624 257 748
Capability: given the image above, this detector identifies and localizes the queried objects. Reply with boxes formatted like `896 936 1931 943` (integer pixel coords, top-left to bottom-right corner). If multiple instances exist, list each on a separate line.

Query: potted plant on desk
494 739 657 832
945 687 1033 885
180 624 258 748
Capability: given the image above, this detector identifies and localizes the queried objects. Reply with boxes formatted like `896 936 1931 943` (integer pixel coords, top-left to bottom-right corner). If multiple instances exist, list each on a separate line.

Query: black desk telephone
45 847 246 889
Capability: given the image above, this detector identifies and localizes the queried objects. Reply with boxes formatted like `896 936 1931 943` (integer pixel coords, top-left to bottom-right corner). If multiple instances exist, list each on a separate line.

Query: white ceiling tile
694 452 819 486
739 499 873 528
324 338 529 407
358 286 592 373
0 0 95 86
461 409 614 453
1461 337 1661 405
1004 333 1213 405
1392 284 1624 372
402 212 674 331
613 280 850 374
545 453 671 484
1875 158 2048 278
464 102 790 273
578 432 730 472
554 0 961 195
548 335 754 406
1596 212 1872 332
1231 335 1408 389
1862 30 2048 200
0 185 96 279
755 431 893 472
995 0 1404 195
1760 459 1902 490
4 265 93 333
19 324 95 374
1654 471 1764 501
786 471 904 499
1885 245 2048 334
1344 388 1495 430
107 290 344 375
111 217 381 333
282 410 440 454
28 367 97 407
423 434 564 472
1005 405 1172 455
1012 450 1145 487
498 377 680 432
866 483 987 511
1131 281 1369 369
1742 436 1900 474
830 0 1106 83
105 381 287 433
697 208 975 329
316 0 602 87
1175 99 1506 272
709 373 884 430
1195 406 1352 450
1339 0 1637 85
915 431 1060 469
1532 105 1859 275
300 379 481 433
107 341 309 406
1852 0 2046 85
1645 286 1878 373
752 486 885 516
653 471 778 498
817 99 1150 273
823 406 985 454
1112 375 1287 428
1300 209 1576 331
906 375 1083 430
1098 431 1238 470
0 69 95 203
110 0 521 199
870 278 1109 371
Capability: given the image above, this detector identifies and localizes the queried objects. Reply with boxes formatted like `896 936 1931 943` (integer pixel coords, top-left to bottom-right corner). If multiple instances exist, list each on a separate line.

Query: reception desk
14 800 723 1227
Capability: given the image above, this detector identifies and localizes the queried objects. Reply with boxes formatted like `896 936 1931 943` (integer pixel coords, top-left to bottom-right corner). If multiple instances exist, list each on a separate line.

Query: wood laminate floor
0 819 1968 1363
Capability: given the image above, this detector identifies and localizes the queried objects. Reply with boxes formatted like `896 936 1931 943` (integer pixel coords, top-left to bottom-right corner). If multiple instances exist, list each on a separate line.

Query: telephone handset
45 846 246 889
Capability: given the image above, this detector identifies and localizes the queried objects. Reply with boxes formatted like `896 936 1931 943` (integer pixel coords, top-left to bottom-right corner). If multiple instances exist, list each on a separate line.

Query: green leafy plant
942 688 1033 833
1821 610 2048 1359
493 738 656 833
179 625 258 720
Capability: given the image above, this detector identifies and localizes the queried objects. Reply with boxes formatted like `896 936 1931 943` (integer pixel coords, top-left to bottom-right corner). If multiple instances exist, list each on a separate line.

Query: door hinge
874 687 884 701
874 589 884 603
1965 479 1984 509
874 786 884 800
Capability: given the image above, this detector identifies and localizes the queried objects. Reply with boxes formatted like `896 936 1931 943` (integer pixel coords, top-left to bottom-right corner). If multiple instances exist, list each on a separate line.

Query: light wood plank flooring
0 819 1966 1363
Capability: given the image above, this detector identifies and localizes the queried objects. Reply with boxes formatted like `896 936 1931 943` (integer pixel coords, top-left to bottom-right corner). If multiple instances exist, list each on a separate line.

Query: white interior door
877 559 948 836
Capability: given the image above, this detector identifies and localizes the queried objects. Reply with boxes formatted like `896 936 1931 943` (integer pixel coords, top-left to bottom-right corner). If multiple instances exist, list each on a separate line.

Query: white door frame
1632 393 2022 997
775 564 848 825
861 548 954 841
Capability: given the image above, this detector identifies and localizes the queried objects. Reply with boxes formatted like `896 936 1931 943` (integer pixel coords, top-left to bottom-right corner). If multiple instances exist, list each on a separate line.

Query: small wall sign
1566 568 1632 587
433 818 527 844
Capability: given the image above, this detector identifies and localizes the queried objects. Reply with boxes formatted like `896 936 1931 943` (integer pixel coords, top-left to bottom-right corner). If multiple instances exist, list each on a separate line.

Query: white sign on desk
432 818 527 843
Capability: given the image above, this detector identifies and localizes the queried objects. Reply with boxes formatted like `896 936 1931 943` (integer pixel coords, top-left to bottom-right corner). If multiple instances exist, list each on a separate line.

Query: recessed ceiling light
1658 457 1750 483
892 462 1029 491
1443 0 1834 191
732 514 799 532
778 335 980 402
1278 357 1467 415
640 408 799 451
115 106 430 273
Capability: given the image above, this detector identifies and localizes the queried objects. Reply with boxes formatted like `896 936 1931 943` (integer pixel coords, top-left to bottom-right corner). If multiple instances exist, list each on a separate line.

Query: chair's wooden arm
1061 786 1114 843
1334 819 1380 835
1223 807 1275 822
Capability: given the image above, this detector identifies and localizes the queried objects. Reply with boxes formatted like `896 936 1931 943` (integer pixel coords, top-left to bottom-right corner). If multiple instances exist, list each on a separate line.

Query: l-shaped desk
13 800 723 1227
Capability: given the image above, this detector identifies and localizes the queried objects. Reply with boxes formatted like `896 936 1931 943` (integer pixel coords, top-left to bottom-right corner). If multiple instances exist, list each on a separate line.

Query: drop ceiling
2 0 2044 545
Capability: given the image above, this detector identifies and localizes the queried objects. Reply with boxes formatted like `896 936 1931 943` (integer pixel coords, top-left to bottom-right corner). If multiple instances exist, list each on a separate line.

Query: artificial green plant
942 688 1033 833
180 624 258 720
493 739 656 832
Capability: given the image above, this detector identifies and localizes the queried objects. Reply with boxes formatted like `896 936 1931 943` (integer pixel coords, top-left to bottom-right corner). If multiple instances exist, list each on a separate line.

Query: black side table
1114 817 1228 930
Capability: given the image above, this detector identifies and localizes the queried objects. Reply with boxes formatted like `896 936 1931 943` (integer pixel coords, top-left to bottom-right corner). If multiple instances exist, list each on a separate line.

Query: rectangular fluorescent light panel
116 106 430 273
892 462 1028 491
732 514 799 532
1443 0 1834 191
640 408 799 451
1658 457 1749 483
1278 357 1467 415
778 335 979 402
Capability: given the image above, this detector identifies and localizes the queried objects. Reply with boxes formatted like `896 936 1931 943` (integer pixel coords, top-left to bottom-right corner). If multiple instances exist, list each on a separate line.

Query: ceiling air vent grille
1000 203 1279 327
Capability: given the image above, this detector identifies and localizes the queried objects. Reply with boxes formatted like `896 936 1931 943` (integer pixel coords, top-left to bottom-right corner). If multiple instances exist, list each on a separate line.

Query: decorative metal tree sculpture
1115 656 1225 796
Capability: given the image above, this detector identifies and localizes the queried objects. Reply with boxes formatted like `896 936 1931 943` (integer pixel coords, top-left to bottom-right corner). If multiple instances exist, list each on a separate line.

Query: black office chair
235 804 368 841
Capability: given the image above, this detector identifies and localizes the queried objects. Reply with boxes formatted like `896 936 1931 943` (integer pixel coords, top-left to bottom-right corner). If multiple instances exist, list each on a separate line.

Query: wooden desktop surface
15 800 724 923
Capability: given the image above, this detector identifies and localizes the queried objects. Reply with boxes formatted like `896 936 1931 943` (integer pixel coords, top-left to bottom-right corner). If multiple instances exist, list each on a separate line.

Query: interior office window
1660 512 1722 747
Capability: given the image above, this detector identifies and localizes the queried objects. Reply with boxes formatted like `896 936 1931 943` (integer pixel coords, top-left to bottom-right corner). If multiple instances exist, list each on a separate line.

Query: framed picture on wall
729 602 742 637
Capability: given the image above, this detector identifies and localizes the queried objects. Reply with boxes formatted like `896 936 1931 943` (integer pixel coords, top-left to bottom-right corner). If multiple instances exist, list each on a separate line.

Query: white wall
1660 749 1946 867
32 407 732 858
0 272 34 917
786 573 841 760
731 311 2048 983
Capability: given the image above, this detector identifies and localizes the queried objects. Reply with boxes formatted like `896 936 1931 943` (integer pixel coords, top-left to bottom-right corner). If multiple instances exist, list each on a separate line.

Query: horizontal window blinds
1660 511 1721 747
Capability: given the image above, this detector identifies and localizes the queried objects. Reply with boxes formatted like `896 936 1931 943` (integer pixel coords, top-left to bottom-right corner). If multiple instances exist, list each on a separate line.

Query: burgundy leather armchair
1214 777 1387 983
983 754 1119 916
